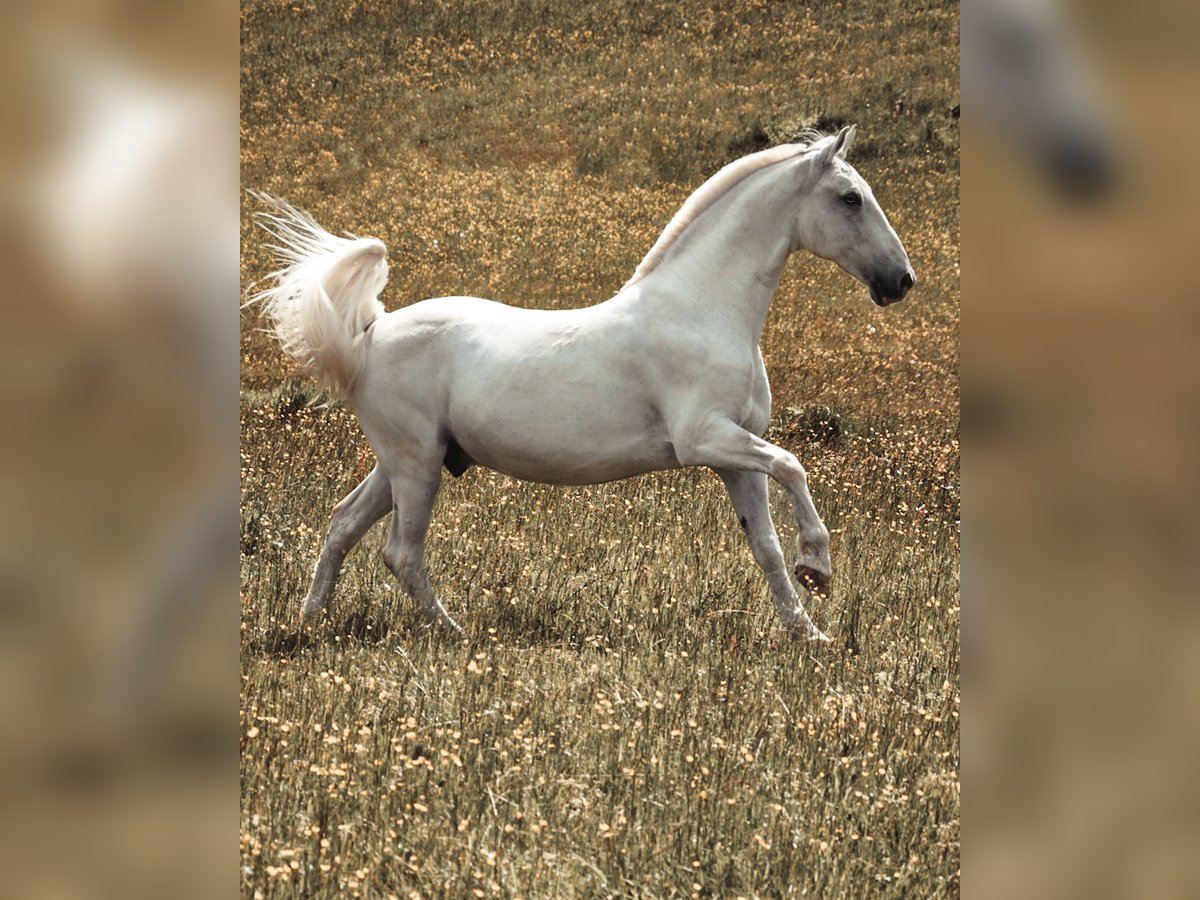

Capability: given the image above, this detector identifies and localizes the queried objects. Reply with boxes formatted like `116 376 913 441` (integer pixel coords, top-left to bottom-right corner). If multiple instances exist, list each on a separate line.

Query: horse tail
250 192 387 397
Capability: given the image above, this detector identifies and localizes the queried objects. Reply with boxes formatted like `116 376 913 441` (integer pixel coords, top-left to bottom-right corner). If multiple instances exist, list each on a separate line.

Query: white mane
624 135 827 287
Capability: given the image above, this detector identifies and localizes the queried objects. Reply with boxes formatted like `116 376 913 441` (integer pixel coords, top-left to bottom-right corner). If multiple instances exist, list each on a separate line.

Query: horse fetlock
798 529 830 561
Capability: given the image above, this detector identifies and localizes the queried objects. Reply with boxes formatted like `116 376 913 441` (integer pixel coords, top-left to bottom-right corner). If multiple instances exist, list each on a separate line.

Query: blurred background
0 0 1197 895
0 1 235 898
964 0 1200 896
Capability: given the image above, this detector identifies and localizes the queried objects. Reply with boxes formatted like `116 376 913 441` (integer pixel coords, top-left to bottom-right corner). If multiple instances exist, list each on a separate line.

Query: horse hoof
298 600 325 623
795 564 832 600
784 620 831 644
425 612 462 634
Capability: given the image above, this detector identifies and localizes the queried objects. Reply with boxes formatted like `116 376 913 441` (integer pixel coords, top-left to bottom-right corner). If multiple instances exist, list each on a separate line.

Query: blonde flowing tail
250 192 387 397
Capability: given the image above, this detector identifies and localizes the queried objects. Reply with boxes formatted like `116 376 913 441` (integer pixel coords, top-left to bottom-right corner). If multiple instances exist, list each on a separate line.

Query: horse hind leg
300 464 392 621
381 470 461 633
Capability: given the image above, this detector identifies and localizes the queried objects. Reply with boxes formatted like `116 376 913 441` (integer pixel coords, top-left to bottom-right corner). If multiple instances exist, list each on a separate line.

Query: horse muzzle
869 267 916 307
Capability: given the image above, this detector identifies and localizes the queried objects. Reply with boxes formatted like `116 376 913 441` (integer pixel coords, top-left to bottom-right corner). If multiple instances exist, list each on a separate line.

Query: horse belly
452 392 678 486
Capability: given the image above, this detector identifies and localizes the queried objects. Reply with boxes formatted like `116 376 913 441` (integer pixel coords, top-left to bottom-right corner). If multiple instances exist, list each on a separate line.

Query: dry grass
241 1 958 896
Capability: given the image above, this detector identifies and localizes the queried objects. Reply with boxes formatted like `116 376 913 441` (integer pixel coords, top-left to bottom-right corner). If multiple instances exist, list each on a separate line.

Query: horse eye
843 192 862 207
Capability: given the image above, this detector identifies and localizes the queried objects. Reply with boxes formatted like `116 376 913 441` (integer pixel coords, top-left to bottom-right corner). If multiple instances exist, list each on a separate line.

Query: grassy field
241 1 959 896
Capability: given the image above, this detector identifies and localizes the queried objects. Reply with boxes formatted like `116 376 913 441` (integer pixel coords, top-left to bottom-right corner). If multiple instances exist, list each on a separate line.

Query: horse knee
770 453 807 488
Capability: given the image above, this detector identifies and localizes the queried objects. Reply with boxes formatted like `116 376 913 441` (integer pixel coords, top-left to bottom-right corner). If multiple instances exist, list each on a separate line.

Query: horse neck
640 161 800 343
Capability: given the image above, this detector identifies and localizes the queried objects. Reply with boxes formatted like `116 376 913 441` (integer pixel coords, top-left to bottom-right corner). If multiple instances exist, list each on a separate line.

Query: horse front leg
715 468 831 642
301 464 392 621
675 418 833 637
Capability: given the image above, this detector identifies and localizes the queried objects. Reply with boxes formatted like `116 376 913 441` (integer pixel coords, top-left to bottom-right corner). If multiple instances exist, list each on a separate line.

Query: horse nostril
899 271 915 294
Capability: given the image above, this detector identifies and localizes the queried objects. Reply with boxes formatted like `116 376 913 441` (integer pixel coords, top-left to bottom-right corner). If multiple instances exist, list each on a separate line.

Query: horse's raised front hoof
795 564 832 600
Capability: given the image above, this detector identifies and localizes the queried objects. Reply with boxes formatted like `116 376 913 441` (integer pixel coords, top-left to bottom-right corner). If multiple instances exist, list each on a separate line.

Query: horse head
794 126 916 307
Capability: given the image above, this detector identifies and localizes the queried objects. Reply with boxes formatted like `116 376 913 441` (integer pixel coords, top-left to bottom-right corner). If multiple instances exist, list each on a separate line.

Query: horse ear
837 124 857 159
818 125 857 167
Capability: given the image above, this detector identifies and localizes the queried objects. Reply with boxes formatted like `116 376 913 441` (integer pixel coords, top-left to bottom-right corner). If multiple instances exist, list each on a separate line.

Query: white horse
254 126 914 642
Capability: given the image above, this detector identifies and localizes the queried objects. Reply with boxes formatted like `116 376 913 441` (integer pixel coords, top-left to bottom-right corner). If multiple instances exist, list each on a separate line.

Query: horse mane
624 132 829 288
